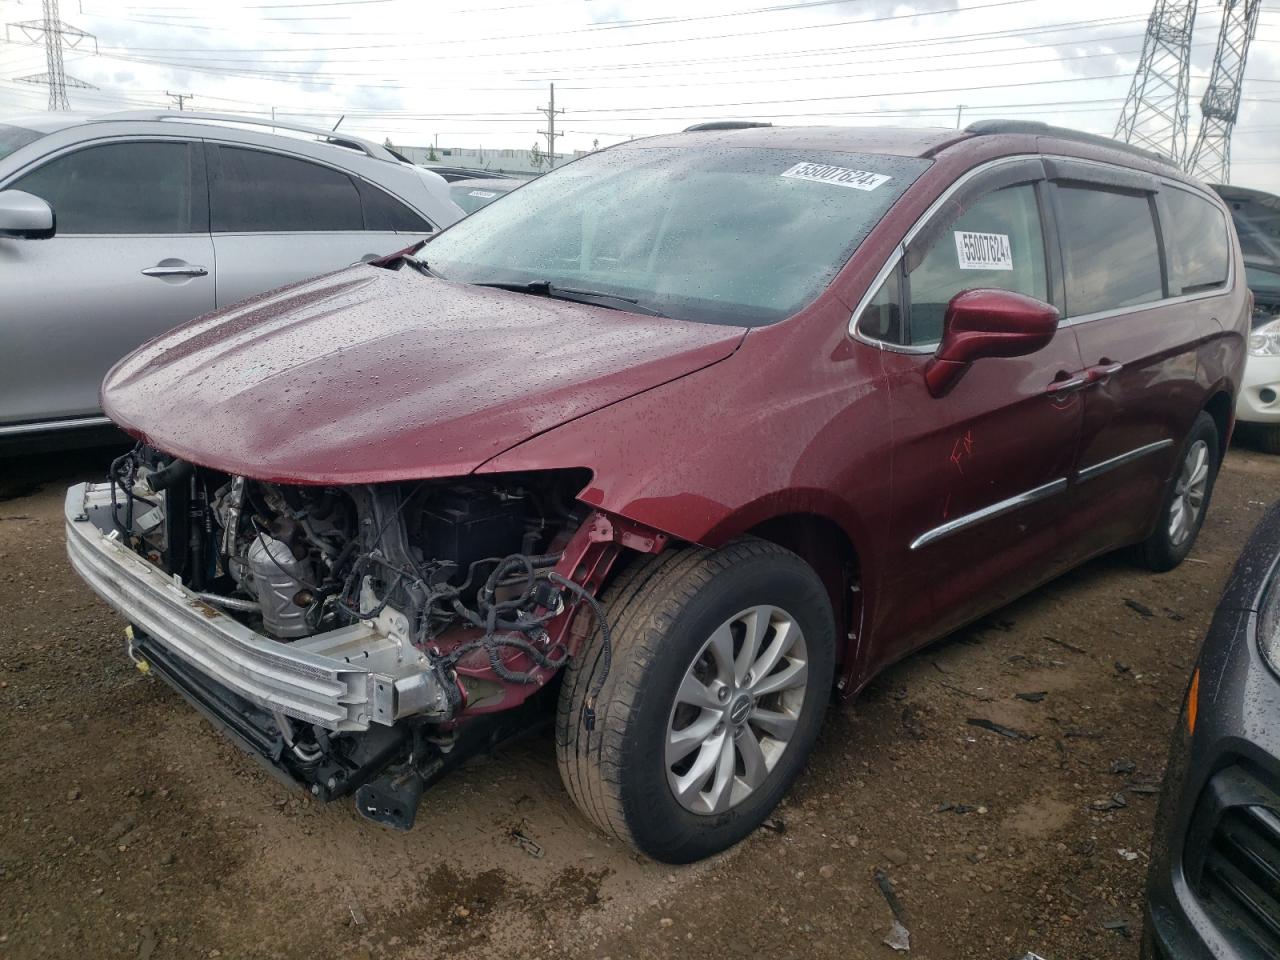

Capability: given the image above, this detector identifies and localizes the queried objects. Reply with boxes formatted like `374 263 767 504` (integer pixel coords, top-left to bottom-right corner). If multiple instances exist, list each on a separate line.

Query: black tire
556 537 836 863
1253 424 1280 456
1136 411 1220 572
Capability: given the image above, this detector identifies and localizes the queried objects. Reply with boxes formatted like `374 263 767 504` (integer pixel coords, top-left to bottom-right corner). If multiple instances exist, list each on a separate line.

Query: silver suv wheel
665 604 808 815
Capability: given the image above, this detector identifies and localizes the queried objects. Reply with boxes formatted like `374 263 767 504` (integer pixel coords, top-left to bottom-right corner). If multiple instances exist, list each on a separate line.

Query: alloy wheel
665 605 808 815
1169 439 1210 547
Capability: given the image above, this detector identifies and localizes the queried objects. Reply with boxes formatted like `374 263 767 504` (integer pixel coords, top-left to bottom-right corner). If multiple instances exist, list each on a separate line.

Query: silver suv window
209 145 363 233
10 140 204 235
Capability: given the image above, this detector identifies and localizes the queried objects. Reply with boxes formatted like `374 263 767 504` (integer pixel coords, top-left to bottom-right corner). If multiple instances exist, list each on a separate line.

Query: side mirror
924 288 1059 398
0 190 55 240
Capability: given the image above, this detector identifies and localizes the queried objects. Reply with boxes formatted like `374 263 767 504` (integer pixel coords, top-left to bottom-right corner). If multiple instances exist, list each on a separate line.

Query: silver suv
0 111 464 439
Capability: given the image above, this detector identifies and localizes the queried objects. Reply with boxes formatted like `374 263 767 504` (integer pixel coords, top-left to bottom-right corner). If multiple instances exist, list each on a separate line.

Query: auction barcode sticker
954 231 1014 271
780 162 890 191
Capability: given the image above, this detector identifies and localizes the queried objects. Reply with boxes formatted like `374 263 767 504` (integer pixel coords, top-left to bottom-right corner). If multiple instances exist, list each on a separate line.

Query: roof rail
683 121 773 132
964 120 1176 168
87 110 398 162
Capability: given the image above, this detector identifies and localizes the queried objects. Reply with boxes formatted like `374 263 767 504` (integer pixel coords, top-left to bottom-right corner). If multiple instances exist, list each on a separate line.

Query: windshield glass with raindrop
423 143 930 326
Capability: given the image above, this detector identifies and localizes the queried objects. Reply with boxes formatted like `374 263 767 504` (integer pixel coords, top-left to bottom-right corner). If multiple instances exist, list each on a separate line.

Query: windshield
1248 264 1280 300
0 123 45 163
1223 189 1280 270
424 144 929 326
450 182 509 214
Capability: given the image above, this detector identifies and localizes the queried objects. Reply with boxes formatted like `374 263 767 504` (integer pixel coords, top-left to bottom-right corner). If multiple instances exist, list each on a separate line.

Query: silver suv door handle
141 264 208 278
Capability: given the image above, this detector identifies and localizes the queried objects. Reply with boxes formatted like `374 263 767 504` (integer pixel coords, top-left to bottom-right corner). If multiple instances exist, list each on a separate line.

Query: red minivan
67 120 1249 863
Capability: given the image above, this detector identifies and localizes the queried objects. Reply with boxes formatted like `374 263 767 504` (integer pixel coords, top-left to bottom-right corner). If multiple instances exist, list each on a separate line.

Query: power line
84 0 1053 54
93 40 1220 91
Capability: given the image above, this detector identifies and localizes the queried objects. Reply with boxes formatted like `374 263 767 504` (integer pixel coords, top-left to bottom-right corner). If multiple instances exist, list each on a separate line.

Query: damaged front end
66 448 661 829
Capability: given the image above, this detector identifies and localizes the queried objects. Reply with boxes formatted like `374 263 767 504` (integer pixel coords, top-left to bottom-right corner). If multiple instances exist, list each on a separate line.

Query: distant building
392 143 592 177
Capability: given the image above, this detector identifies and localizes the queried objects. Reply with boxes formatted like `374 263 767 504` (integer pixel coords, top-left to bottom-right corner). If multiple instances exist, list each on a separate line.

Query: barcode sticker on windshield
468 190 498 199
954 231 1013 271
780 162 890 191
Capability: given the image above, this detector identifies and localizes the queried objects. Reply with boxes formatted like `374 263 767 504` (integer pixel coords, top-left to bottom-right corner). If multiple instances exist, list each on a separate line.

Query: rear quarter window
1163 187 1231 295
357 179 433 232
1057 185 1164 316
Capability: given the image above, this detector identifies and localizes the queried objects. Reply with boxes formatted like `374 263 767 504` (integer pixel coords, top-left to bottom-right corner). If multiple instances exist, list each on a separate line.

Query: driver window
907 183 1049 345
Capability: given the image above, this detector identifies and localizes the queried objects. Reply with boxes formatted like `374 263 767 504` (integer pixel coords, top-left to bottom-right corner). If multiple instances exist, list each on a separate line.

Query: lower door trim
910 477 1069 551
1075 438 1174 484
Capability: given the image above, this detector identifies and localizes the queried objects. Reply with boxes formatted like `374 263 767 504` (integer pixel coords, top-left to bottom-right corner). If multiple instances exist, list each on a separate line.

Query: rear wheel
1136 412 1219 571
556 537 835 863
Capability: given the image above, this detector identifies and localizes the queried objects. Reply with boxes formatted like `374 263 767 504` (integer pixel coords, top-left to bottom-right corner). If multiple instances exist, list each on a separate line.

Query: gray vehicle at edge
1144 501 1280 958
0 111 464 439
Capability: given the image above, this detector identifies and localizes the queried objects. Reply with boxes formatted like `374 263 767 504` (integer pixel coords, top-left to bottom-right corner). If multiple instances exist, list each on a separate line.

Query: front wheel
556 538 835 863
1136 411 1219 571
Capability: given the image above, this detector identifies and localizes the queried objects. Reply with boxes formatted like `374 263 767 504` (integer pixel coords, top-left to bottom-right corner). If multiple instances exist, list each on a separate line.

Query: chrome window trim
848 245 938 354
850 154 1038 349
1075 438 1174 483
0 415 113 437
849 153 1236 350
0 133 200 190
1057 282 1232 328
909 477 1068 551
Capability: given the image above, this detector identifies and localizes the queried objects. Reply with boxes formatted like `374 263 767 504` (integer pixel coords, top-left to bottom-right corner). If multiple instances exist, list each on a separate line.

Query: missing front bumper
64 482 451 732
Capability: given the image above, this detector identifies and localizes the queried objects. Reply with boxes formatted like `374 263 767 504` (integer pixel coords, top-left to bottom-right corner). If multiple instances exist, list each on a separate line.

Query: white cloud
0 0 1276 190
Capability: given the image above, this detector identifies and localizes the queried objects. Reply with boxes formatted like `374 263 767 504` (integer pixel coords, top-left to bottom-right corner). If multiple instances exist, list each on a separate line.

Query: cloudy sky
1 0 1278 190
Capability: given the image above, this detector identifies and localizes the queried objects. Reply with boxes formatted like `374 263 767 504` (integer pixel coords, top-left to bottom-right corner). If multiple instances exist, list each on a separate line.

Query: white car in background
1214 184 1280 451
0 111 463 441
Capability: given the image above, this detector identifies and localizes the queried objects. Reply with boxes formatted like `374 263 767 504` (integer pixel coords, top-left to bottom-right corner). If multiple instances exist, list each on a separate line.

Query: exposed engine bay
81 445 658 830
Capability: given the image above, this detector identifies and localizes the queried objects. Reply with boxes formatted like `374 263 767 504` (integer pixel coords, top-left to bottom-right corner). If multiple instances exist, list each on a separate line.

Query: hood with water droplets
102 266 747 484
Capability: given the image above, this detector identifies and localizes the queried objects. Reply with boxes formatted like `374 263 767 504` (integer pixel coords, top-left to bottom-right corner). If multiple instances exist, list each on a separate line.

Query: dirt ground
1 440 1277 960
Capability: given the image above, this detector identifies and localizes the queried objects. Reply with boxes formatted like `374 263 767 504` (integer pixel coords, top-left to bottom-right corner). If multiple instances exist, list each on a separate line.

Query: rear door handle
141 264 208 278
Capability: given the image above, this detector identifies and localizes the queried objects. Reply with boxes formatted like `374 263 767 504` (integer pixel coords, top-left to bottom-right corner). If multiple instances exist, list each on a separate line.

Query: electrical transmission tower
537 83 564 170
1115 0 1198 162
1185 0 1262 183
5 0 97 110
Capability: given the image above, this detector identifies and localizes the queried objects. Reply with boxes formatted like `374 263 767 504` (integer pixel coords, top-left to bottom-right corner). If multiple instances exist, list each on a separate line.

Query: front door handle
1084 361 1124 383
141 263 208 278
1045 375 1088 397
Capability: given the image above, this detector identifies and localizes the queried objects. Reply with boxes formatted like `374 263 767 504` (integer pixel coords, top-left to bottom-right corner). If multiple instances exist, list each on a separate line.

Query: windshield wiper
405 256 441 278
470 280 667 317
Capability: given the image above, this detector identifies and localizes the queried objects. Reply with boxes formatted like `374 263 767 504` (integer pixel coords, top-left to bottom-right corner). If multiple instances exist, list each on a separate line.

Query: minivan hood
102 266 746 484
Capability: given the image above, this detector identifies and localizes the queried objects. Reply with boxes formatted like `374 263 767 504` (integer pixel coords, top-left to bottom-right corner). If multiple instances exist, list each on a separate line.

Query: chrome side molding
910 478 1069 551
1075 438 1174 483
910 437 1175 551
